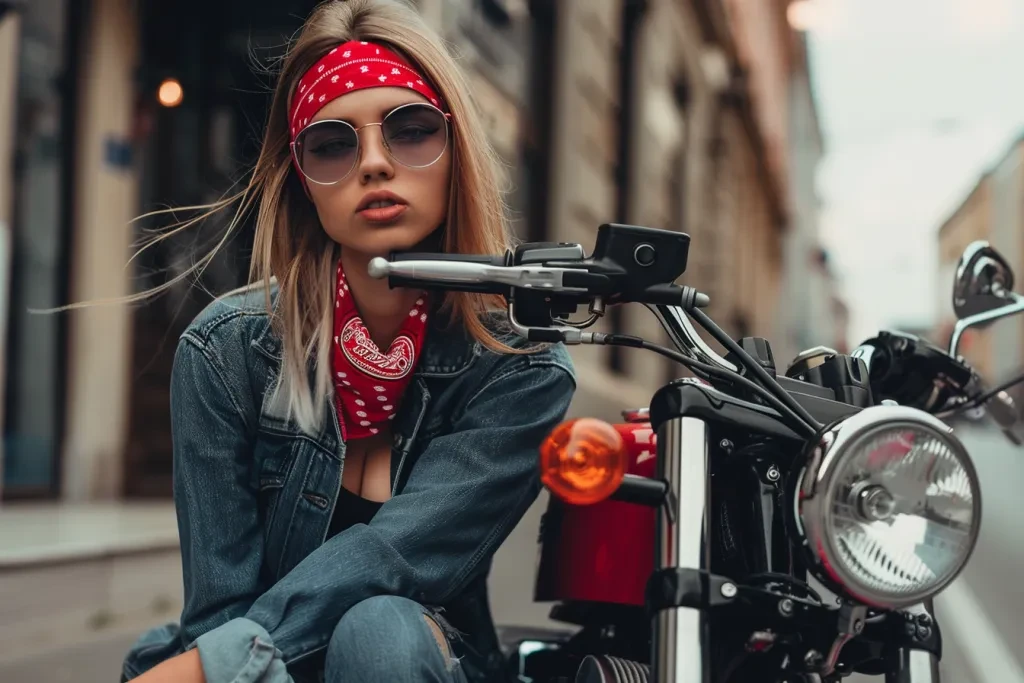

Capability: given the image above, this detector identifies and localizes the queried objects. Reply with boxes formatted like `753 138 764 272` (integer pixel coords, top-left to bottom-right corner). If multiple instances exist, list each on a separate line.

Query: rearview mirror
953 240 1015 321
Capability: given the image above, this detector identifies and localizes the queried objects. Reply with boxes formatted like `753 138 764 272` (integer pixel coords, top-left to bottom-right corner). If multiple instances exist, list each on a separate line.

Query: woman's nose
357 125 395 183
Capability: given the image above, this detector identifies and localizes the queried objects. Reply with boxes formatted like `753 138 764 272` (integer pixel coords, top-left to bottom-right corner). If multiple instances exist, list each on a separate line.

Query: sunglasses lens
294 121 358 183
383 104 448 168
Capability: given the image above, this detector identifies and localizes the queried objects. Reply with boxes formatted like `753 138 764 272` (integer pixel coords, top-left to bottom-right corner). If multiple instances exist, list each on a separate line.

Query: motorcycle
368 227 1024 683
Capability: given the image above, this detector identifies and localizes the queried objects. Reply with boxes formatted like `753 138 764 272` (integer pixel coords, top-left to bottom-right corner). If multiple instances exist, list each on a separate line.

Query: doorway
123 0 317 497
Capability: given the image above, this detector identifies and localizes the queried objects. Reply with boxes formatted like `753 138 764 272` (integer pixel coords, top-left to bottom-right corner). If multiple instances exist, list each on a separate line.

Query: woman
120 1 576 682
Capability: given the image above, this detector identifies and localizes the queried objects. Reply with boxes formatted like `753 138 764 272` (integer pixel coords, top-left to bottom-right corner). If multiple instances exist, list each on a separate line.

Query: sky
802 0 1024 345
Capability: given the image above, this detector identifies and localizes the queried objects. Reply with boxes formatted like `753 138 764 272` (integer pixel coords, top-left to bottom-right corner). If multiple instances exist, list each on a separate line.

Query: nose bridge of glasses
353 121 385 133
352 121 387 153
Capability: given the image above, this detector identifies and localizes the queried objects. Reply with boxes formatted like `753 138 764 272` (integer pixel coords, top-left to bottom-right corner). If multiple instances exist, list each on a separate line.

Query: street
1 425 1021 682
929 426 1024 682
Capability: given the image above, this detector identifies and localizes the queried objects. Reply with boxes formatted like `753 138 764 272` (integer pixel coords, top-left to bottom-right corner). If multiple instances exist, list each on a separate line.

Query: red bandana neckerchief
332 261 429 440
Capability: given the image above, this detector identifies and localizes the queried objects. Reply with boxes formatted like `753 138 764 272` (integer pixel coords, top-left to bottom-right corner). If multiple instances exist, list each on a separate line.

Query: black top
328 487 384 537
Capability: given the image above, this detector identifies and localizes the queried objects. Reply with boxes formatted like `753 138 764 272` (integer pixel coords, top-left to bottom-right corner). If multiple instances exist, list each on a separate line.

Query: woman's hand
132 649 205 683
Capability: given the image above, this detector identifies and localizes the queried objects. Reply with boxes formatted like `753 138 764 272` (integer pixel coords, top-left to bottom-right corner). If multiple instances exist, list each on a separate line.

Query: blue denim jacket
121 284 576 683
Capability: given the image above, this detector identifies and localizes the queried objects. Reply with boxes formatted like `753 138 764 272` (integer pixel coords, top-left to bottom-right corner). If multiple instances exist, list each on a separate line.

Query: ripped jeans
124 596 468 683
299 595 468 683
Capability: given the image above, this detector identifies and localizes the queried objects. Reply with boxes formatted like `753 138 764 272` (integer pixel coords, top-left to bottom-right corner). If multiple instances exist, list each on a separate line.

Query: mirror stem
950 292 1024 357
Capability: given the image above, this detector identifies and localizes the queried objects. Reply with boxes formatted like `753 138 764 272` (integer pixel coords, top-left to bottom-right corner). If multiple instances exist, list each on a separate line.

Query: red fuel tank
534 409 657 607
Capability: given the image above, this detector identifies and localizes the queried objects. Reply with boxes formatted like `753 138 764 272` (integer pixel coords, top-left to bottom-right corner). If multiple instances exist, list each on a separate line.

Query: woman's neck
341 249 422 347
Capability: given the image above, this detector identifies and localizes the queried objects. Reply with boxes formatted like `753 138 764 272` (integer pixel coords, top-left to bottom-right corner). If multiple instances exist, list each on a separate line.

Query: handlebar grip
389 252 508 268
368 254 511 295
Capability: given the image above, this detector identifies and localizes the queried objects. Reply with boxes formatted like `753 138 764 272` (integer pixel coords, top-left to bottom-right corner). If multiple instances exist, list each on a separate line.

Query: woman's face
303 87 452 258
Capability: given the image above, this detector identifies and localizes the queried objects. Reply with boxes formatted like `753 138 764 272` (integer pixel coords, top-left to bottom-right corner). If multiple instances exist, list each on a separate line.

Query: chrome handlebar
366 257 591 292
367 256 737 372
648 304 738 373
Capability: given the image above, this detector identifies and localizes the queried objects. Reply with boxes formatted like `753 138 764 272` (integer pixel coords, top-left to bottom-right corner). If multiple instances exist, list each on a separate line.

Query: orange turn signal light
540 418 628 506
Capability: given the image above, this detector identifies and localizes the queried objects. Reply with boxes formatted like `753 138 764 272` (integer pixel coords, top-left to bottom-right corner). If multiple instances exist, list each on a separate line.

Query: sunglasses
291 102 450 185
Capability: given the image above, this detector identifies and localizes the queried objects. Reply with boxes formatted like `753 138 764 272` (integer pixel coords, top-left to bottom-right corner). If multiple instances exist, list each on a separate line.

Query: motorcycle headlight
797 405 982 609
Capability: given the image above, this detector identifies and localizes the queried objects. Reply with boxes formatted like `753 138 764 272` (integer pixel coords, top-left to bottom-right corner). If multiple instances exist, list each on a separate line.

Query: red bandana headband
289 40 446 142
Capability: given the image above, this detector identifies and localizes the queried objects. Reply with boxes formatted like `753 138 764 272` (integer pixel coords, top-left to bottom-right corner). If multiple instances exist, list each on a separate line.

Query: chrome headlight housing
797 405 982 609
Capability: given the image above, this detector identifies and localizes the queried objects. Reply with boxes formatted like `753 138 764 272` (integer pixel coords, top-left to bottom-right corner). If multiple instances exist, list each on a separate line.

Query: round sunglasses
291 102 450 185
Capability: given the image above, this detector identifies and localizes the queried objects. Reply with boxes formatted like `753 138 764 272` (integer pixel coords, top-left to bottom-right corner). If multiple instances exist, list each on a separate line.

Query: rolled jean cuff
191 617 292 683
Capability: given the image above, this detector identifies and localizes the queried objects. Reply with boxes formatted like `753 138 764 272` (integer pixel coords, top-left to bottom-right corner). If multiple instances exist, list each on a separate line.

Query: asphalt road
2 425 1020 682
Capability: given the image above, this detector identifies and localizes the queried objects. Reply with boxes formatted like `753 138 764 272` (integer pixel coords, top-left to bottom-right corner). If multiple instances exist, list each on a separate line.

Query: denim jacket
121 283 576 683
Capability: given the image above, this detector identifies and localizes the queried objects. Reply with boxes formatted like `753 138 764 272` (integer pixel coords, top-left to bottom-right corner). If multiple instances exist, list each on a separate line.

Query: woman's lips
357 203 408 223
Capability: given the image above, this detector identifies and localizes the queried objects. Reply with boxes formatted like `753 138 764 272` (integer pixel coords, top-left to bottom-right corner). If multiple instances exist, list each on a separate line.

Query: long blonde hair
131 0 516 433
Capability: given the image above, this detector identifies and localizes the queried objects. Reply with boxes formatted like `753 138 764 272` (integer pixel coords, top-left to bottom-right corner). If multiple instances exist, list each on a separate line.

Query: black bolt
917 625 932 640
916 613 932 626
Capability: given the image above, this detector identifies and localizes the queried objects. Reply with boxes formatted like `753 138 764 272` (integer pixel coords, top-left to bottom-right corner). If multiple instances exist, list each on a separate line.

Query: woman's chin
343 230 435 259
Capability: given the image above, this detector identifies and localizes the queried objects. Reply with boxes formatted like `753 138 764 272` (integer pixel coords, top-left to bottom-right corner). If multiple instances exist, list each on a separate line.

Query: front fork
654 416 712 682
652 416 942 683
885 648 940 683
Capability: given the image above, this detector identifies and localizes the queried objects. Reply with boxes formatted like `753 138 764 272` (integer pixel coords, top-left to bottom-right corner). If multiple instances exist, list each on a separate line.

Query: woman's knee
324 595 459 682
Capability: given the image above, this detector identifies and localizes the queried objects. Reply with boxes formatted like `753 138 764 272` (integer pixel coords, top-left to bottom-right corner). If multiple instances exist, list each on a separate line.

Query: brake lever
959 372 1024 445
987 389 1023 445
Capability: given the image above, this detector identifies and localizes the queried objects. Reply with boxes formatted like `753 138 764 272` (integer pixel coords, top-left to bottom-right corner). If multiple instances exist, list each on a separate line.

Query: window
607 0 646 375
523 0 556 242
2 0 76 499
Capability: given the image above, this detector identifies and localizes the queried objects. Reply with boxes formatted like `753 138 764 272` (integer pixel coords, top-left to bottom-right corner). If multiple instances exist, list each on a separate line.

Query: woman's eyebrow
315 98 421 126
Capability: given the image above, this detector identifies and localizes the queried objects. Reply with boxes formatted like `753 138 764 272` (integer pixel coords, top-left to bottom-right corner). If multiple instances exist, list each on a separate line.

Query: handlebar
375 253 511 295
367 235 824 437
847 331 1024 445
368 255 591 297
367 256 711 308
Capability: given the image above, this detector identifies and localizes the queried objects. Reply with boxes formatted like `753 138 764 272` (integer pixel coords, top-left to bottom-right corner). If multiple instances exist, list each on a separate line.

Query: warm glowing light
787 0 820 32
539 418 627 506
158 78 184 108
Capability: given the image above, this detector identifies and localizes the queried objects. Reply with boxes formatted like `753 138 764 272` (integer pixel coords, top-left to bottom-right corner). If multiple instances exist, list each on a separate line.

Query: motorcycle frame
649 308 944 683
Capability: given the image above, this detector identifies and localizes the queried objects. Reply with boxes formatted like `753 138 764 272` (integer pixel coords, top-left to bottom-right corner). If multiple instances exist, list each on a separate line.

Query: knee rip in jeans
423 612 460 672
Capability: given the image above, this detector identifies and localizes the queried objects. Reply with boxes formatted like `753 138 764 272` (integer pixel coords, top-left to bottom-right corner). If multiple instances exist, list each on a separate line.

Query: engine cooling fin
575 654 651 683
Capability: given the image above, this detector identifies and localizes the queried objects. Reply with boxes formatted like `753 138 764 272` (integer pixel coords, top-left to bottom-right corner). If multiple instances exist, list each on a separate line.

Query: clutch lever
957 371 1024 445
987 389 1023 445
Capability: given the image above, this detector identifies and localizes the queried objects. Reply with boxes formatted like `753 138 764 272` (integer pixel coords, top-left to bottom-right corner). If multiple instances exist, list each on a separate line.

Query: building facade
0 0 822 501
935 136 1024 388
777 29 845 357
936 172 995 380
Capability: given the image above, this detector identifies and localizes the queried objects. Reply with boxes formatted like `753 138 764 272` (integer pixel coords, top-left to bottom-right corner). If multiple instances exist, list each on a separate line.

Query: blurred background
0 0 1021 680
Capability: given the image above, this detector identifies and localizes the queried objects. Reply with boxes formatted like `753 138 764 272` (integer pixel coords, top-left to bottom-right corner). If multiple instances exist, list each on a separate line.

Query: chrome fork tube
887 600 940 683
653 416 711 683
885 649 940 683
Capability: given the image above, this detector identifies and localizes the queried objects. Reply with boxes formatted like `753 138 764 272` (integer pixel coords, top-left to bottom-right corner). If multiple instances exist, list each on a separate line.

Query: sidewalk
0 501 178 568
0 501 183 670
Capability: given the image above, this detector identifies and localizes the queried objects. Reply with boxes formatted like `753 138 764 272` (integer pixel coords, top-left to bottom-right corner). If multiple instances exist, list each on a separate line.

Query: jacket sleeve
170 334 266 648
190 351 576 683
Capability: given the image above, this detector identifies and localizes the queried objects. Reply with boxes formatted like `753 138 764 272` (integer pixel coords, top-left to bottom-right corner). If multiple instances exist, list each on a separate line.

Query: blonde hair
128 0 516 433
